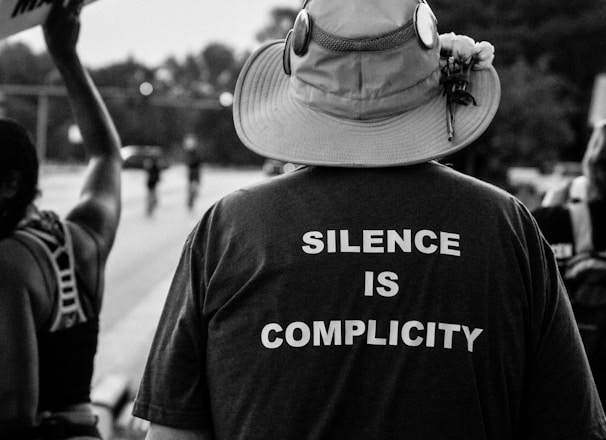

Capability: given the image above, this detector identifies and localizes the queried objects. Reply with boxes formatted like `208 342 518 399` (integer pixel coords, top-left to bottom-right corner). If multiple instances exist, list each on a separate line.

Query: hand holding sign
43 0 83 59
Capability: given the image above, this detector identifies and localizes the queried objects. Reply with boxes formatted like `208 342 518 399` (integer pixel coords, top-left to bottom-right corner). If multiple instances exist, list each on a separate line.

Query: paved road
38 164 266 390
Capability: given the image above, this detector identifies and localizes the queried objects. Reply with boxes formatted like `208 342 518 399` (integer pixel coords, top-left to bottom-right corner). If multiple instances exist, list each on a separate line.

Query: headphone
282 0 312 75
282 0 438 75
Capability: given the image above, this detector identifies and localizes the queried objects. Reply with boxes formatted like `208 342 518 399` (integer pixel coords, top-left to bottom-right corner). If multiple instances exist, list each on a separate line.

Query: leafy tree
494 58 576 167
0 42 52 84
445 57 577 186
195 106 262 165
255 7 298 43
201 43 237 89
161 54 209 98
432 0 606 163
2 0 603 173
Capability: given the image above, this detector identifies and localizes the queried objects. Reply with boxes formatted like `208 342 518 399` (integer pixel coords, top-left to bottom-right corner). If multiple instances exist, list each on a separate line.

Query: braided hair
0 119 39 239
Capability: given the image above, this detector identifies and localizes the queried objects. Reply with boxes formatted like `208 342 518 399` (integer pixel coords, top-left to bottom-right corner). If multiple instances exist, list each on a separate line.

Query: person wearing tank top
0 1 122 438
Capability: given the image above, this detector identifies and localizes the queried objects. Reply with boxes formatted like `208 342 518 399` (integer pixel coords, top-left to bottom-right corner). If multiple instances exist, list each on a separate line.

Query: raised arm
43 0 122 259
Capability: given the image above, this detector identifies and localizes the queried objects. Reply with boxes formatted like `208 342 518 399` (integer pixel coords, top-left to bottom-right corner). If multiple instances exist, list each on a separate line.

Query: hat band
312 20 417 53
292 67 442 120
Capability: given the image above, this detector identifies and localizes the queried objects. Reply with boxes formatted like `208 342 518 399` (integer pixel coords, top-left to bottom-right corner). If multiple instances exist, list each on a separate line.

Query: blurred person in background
541 174 588 207
133 0 605 439
0 0 122 438
183 135 204 211
144 156 161 217
540 126 604 207
584 122 606 203
533 120 606 404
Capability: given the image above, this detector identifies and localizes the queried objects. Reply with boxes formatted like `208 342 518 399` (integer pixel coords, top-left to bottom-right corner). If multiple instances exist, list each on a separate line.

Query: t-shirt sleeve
522 209 606 439
132 222 212 429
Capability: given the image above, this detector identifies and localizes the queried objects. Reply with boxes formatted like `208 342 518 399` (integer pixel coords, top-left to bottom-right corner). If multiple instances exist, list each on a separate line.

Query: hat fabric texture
233 0 501 167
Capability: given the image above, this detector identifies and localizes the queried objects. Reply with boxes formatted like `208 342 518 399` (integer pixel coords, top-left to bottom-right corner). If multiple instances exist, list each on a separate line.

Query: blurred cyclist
183 135 203 211
144 157 161 217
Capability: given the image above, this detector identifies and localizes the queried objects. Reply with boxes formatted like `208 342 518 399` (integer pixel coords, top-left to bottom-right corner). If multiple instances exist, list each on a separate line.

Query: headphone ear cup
283 29 294 75
292 9 311 56
414 2 438 49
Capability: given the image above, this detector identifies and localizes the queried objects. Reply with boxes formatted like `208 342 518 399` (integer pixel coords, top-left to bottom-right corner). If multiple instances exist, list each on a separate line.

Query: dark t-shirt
134 163 606 439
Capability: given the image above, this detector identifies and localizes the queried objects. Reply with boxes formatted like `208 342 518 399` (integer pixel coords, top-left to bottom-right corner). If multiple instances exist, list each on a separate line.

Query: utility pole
36 92 49 162
0 91 5 118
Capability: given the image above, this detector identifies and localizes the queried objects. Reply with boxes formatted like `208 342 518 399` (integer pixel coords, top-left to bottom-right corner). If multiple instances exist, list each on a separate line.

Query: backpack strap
14 220 87 332
568 202 594 255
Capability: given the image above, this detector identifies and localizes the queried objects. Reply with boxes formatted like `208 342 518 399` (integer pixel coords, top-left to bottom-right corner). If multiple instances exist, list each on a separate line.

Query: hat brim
234 41 501 167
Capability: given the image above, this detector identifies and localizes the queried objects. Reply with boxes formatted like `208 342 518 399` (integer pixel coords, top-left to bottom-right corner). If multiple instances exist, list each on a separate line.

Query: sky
6 0 301 68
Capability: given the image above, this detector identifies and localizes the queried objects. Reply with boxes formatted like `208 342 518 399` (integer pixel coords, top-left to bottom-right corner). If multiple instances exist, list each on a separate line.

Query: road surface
38 164 266 390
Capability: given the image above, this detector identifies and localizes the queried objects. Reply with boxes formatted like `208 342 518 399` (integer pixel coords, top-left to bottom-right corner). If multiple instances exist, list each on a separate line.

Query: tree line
0 0 604 186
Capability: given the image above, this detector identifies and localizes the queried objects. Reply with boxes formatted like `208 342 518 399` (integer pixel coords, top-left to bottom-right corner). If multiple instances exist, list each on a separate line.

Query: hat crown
233 0 500 168
289 0 441 120
311 0 417 38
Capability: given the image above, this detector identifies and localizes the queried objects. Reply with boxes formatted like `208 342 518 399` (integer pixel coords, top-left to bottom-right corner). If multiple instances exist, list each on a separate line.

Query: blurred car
262 159 299 176
120 145 169 169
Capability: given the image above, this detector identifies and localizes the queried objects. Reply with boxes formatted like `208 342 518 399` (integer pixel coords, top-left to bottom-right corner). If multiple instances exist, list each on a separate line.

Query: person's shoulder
429 163 547 241
0 234 36 265
434 162 522 208
0 235 44 288
0 233 55 326
0 238 34 319
218 166 308 206
192 167 310 236
3 210 70 286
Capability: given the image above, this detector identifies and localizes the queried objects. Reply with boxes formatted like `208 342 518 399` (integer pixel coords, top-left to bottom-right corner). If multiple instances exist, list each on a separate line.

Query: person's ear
0 171 21 200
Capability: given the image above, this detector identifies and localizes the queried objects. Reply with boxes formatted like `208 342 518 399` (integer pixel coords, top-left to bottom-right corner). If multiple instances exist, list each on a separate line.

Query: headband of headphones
282 0 438 75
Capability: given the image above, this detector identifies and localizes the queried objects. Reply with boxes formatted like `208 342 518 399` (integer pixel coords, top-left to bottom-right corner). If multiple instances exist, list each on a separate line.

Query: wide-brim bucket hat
234 0 501 167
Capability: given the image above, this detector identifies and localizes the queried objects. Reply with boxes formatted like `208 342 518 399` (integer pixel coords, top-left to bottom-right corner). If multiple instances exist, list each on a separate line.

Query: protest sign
0 0 97 40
